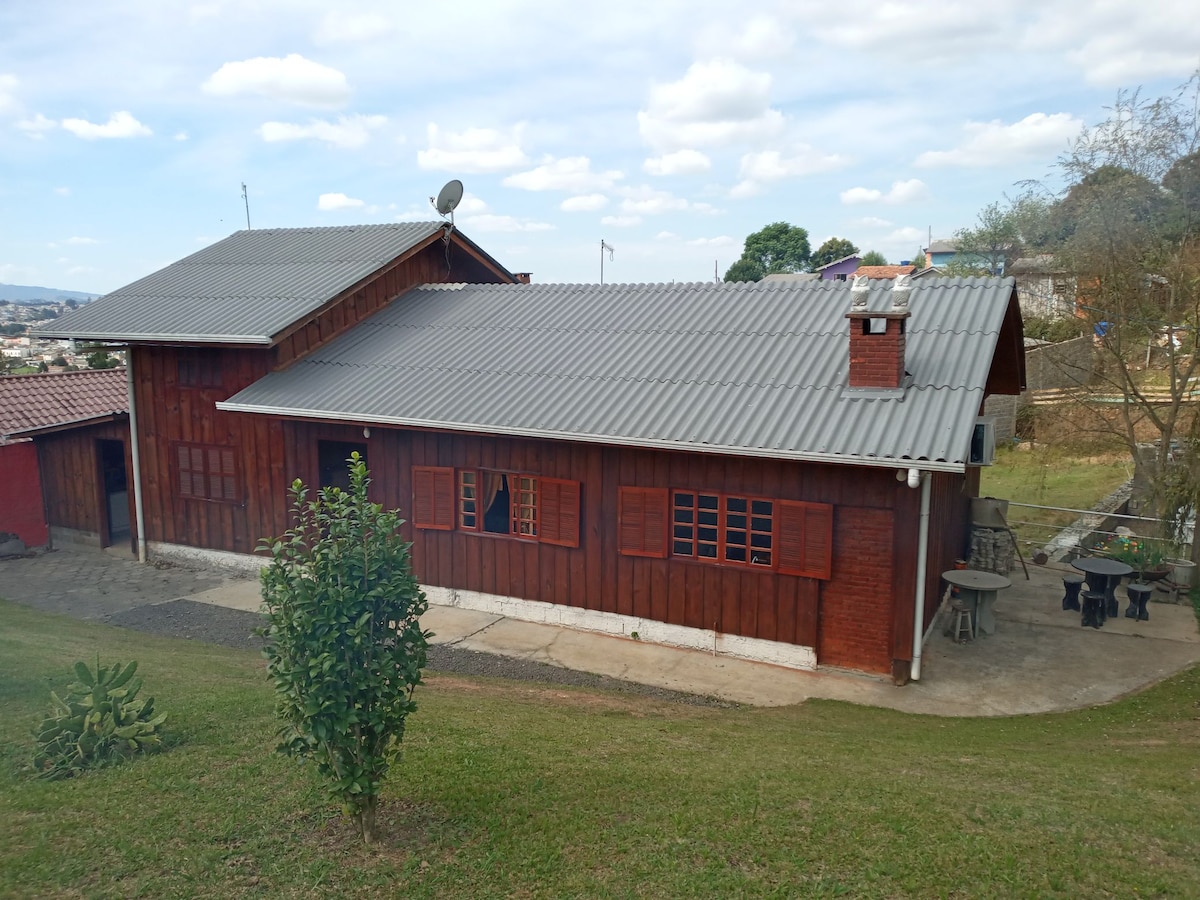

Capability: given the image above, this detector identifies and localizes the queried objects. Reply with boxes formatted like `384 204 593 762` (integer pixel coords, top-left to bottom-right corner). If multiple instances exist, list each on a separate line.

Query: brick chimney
845 274 911 389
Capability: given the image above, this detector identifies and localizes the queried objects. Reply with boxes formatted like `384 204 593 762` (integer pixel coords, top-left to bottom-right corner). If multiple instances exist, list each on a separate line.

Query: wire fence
1005 501 1189 561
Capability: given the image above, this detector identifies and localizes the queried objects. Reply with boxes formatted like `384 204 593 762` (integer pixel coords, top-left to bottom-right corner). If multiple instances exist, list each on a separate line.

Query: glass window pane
751 551 771 566
699 494 719 510
698 510 718 526
726 496 747 513
674 524 694 539
727 513 746 529
674 508 694 523
751 516 771 532
727 531 746 546
673 540 693 555
674 492 694 507
726 546 747 562
698 544 717 558
751 532 772 549
752 499 772 516
698 526 718 542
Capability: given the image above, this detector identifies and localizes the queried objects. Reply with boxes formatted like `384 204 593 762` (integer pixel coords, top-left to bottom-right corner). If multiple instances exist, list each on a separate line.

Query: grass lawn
980 446 1135 552
2 599 1198 898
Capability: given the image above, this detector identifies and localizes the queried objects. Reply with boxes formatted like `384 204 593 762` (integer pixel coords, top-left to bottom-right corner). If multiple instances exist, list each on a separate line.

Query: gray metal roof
33 222 483 344
218 277 1019 471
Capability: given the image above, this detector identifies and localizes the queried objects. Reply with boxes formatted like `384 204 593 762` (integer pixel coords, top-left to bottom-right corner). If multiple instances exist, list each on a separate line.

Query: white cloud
313 11 393 44
686 235 736 247
504 156 623 192
560 194 609 212
459 213 554 233
638 59 785 152
618 186 689 215
418 123 528 173
259 114 387 149
60 111 151 140
53 186 70 197
915 113 1083 168
317 192 365 211
840 179 930 205
655 231 680 241
15 113 56 137
643 149 711 176
202 54 350 108
0 73 18 115
173 131 189 141
601 215 642 227
853 216 894 229
730 148 848 197
64 236 99 245
886 226 924 243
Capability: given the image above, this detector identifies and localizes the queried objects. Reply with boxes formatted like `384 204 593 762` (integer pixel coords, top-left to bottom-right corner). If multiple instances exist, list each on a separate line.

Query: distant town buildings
0 300 123 373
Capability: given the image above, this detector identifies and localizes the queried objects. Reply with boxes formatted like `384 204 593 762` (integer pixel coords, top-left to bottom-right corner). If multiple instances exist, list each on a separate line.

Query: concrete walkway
4 545 1198 714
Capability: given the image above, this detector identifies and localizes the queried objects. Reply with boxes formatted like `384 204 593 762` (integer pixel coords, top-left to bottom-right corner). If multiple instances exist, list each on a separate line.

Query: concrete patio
3 545 1197 714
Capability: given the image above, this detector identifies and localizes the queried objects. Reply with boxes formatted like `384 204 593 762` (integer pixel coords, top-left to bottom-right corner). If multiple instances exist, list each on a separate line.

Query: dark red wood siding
276 420 939 675
0 440 48 547
34 419 133 548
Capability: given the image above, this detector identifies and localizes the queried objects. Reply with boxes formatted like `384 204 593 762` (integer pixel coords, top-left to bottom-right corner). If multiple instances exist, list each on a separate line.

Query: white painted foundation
145 542 819 671
424 584 818 671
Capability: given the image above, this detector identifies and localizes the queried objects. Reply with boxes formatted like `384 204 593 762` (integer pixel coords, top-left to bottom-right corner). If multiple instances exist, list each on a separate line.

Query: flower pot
1168 558 1196 587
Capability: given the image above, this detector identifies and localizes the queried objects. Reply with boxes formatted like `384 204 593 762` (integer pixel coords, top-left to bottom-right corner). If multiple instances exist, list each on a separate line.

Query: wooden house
0 369 131 550
41 228 1025 682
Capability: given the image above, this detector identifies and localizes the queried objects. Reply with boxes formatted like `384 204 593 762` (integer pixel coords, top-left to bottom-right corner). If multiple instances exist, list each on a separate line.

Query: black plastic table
942 569 1012 636
1071 557 1133 622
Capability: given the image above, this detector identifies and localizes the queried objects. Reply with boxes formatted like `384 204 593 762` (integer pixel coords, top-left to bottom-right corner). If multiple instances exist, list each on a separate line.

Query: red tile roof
0 369 128 440
855 265 917 280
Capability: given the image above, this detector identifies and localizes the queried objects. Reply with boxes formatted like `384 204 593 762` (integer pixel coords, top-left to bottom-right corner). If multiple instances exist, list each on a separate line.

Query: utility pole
241 182 251 230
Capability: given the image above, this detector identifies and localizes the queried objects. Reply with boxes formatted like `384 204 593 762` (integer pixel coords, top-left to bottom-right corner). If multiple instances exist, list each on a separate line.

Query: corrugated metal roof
32 222 490 344
0 368 128 440
218 277 1019 470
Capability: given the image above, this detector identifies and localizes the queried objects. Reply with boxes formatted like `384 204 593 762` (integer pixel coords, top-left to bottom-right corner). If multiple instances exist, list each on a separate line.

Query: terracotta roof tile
854 265 917 280
0 369 128 439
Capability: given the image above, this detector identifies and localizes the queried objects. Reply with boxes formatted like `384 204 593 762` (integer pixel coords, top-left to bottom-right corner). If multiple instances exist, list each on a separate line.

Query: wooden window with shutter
174 442 240 503
539 477 580 548
412 466 455 530
618 486 668 558
776 500 833 580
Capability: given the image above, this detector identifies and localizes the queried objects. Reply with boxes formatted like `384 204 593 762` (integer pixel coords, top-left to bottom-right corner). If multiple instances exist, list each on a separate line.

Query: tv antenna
600 239 614 285
240 182 251 230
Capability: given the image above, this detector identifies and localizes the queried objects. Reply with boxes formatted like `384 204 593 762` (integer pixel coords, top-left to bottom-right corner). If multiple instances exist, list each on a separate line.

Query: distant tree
724 222 811 281
49 355 67 367
810 237 859 270
861 250 889 266
37 361 48 373
86 350 118 370
723 258 764 282
948 201 1024 275
65 298 77 310
1 323 25 336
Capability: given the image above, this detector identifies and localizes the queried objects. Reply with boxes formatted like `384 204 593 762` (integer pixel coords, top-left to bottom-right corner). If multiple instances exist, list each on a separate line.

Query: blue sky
1 0 1198 294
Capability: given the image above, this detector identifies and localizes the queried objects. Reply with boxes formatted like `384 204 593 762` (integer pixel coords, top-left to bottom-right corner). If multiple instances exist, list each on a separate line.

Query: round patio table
1071 557 1133 624
942 569 1012 637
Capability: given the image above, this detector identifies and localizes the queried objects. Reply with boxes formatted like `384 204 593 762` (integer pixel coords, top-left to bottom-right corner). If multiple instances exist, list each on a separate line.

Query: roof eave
214 399 967 473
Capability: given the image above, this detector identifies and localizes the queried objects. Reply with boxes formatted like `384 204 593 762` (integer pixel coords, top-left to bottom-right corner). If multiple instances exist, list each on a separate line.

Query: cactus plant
32 658 167 779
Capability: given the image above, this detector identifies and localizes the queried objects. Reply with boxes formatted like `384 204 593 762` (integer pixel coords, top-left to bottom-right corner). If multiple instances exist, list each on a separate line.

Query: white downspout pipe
909 468 932 681
126 352 147 563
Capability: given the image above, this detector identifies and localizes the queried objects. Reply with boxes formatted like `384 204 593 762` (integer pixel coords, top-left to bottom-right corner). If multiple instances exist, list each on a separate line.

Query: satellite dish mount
431 179 464 231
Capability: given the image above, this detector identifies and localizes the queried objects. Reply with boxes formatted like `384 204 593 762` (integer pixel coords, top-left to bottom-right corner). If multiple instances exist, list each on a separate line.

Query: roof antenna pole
241 182 251 230
601 239 614 285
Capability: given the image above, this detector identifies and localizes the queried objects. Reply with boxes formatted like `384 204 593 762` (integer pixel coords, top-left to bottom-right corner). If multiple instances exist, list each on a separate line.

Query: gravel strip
102 600 734 707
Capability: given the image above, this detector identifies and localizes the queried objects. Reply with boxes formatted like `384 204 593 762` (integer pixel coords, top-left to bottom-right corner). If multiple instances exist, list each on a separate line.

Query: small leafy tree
724 221 811 281
861 250 889 266
259 454 428 844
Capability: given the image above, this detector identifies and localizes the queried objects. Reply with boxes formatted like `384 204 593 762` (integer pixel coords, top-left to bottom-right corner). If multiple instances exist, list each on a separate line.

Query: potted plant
1104 537 1171 582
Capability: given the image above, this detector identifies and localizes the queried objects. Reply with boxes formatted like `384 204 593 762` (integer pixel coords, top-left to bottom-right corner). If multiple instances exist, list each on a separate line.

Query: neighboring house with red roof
37 223 1026 683
0 369 131 550
854 265 917 280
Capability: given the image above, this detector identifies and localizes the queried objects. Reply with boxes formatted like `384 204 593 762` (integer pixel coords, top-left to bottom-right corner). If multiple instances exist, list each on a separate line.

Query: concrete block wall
985 336 1093 441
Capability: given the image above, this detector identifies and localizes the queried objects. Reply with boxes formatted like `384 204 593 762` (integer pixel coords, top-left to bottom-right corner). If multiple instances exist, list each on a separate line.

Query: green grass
2 599 1199 898
981 446 1134 551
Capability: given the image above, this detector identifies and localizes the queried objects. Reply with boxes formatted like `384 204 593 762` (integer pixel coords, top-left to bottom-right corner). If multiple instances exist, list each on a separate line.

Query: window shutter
539 478 581 548
777 500 833 579
618 486 668 558
412 466 455 530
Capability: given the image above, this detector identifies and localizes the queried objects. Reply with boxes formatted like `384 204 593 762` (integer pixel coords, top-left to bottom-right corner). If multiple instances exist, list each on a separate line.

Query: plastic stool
950 601 974 643
1081 590 1105 628
1125 583 1153 622
1062 574 1085 611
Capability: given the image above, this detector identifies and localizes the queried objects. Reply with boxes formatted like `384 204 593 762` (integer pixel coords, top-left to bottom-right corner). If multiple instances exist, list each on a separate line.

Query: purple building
814 254 861 281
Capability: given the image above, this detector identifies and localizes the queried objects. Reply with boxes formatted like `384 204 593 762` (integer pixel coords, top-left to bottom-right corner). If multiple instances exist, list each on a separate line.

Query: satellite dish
434 179 464 216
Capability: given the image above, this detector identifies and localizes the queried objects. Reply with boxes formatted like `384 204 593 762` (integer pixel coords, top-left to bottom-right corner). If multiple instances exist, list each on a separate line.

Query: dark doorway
318 440 368 492
96 439 129 547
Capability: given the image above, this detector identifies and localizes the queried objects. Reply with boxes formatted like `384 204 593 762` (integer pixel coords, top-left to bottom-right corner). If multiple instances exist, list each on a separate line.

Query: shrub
258 454 428 844
32 659 167 779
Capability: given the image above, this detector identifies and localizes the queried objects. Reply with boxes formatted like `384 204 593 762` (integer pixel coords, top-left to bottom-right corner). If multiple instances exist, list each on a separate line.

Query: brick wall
0 440 48 548
848 317 906 389
818 506 895 673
